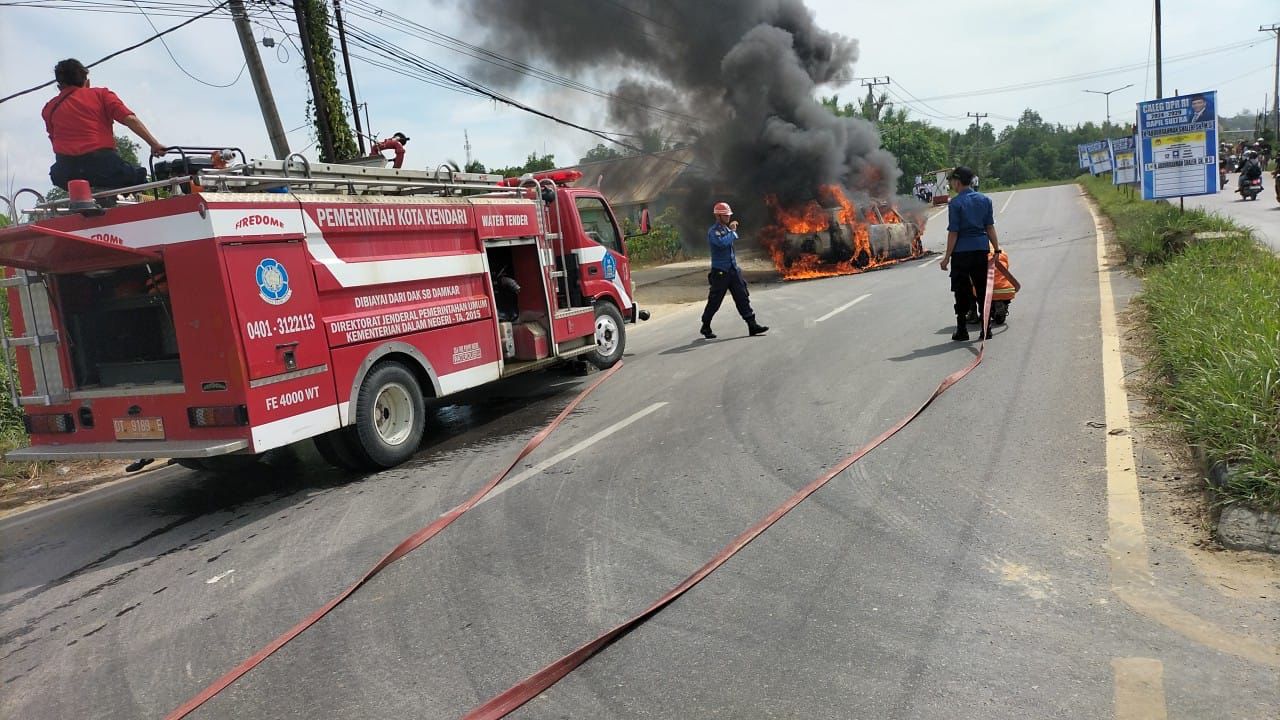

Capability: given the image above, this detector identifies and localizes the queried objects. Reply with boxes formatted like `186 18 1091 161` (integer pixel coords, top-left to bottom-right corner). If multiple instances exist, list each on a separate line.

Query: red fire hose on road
463 266 1000 718
167 363 624 719
172 264 1001 719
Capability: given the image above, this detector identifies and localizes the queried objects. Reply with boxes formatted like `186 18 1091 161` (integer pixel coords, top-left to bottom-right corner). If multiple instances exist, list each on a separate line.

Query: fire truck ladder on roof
195 158 509 196
0 270 67 406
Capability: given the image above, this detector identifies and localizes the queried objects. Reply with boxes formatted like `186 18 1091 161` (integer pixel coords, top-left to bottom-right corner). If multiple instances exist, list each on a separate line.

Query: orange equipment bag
990 250 1016 301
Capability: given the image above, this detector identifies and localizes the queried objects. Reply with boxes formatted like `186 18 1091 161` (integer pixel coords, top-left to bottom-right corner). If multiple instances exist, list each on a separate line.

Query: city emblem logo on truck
602 253 617 280
255 258 292 305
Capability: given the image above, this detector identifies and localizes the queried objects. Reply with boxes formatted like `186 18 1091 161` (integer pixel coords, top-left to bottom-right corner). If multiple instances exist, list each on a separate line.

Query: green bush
1079 178 1280 511
0 214 32 476
623 206 686 267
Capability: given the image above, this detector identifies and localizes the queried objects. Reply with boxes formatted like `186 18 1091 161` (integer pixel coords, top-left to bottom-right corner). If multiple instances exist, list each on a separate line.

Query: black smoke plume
450 0 901 226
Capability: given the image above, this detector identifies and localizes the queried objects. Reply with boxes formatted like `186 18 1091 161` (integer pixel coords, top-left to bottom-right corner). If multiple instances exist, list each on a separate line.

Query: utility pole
861 76 890 121
967 112 988 172
1084 84 1133 128
229 0 289 159
332 0 364 155
1260 24 1280 138
464 130 472 168
1154 0 1163 98
294 0 336 162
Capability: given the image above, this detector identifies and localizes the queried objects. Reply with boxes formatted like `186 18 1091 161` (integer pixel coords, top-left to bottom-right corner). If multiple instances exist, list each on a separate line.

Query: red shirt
42 86 134 156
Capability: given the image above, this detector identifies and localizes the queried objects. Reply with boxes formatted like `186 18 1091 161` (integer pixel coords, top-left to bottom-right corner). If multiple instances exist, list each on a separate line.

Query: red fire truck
0 151 646 471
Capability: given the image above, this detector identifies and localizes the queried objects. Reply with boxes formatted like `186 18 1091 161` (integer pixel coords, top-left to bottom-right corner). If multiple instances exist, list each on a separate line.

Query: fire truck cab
0 153 645 471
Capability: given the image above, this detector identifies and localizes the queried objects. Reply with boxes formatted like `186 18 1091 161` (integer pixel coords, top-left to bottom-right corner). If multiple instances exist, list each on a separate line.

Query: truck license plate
113 417 165 441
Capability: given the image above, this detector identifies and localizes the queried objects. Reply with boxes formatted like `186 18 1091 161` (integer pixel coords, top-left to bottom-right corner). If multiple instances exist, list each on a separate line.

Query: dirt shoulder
0 459 140 518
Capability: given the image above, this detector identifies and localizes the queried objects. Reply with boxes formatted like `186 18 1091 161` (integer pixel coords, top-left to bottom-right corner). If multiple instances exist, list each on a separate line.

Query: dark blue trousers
701 268 755 325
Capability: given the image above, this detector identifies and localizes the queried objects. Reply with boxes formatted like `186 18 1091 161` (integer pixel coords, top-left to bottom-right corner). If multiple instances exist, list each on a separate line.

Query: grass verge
981 177 1076 193
1079 175 1280 512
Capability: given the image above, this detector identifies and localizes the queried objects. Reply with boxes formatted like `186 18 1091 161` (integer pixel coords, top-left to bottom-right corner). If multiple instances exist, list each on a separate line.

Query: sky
0 0 1276 200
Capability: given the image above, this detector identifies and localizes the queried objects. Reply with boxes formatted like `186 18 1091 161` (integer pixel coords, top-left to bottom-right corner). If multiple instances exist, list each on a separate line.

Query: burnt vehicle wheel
351 362 426 469
589 302 625 370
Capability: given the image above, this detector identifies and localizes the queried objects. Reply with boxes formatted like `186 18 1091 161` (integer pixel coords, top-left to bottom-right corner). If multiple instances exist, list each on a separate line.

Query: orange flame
761 184 923 280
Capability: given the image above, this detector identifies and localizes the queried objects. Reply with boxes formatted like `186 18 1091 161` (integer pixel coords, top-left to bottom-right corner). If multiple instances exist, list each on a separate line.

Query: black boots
701 319 768 338
952 315 969 342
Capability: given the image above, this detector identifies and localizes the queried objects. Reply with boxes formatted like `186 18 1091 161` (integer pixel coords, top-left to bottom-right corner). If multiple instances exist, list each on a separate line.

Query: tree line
825 95 1276 194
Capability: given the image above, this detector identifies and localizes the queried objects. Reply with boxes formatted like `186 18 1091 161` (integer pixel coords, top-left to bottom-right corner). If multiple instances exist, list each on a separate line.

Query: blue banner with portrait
1137 91 1218 200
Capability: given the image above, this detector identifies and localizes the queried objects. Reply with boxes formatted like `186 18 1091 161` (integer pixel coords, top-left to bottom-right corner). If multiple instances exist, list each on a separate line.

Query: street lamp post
1084 83 1135 128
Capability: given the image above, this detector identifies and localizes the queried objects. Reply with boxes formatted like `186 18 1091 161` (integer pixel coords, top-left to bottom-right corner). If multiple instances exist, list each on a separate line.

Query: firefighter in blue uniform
700 202 768 339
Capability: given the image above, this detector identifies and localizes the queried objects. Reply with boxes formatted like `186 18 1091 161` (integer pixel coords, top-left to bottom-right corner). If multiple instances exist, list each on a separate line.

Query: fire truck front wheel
352 362 427 469
589 302 626 370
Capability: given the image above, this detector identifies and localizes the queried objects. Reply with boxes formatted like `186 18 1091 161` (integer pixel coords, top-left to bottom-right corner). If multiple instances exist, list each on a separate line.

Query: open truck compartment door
0 223 160 274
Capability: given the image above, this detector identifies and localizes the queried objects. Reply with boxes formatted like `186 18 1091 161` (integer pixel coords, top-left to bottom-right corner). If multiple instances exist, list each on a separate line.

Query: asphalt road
2 185 1277 719
1183 173 1280 251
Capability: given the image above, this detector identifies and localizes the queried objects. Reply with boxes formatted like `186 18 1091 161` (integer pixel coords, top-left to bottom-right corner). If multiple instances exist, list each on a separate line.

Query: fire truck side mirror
540 186 556 205
626 208 651 238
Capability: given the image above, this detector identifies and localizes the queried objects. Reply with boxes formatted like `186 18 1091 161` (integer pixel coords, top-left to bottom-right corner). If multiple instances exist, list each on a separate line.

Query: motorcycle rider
1239 150 1264 196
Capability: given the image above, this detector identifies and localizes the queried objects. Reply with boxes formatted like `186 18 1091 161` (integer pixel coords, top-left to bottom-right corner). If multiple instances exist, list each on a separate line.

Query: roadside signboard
1109 136 1138 185
1137 91 1218 199
1085 140 1113 175
1078 144 1091 170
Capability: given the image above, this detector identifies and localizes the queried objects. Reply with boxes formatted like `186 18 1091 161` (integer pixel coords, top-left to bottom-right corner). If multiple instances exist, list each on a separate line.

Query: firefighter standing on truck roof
939 166 1001 342
700 202 768 340
41 58 165 193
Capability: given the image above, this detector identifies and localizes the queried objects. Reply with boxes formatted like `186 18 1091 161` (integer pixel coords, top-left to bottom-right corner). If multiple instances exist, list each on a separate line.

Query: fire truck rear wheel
352 362 426 469
314 429 366 472
589 302 625 370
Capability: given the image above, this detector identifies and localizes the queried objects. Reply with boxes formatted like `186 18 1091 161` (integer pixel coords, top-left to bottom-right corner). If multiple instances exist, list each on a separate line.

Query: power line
130 0 247 88
595 0 677 32
0 0 231 104
909 37 1266 103
333 20 647 153
0 1 243 20
343 0 706 128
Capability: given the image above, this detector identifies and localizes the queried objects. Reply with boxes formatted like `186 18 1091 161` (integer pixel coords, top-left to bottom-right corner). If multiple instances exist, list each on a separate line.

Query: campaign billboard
1137 91 1218 199
1109 136 1138 185
1078 144 1091 170
1085 140 1113 175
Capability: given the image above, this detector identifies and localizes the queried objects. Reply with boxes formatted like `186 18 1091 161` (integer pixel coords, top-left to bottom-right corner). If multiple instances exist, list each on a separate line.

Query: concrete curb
1217 504 1280 553
634 267 704 288
1191 444 1280 554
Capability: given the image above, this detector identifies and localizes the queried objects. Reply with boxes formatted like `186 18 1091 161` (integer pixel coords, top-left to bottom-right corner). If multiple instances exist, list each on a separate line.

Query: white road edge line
814 293 871 323
928 207 947 221
475 401 669 506
999 190 1017 214
917 255 942 269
